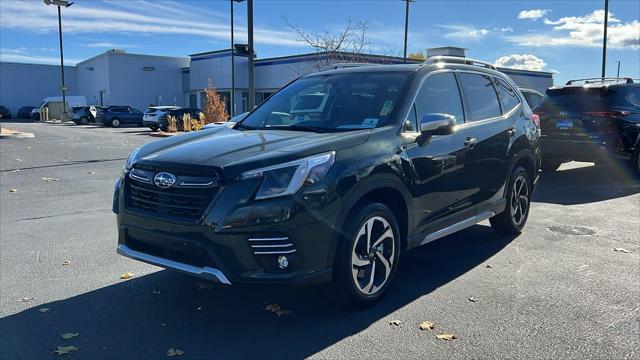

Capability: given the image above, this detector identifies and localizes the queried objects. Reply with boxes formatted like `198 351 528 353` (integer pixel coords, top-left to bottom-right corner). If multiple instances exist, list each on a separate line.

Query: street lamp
44 0 73 120
402 0 414 63
230 0 245 117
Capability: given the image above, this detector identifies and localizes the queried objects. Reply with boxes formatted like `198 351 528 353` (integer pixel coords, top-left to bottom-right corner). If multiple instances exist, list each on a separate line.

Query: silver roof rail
424 56 496 70
317 63 381 71
565 77 634 85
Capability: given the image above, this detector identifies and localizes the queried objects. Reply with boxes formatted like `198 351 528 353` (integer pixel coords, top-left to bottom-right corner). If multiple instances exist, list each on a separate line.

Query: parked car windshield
238 71 411 132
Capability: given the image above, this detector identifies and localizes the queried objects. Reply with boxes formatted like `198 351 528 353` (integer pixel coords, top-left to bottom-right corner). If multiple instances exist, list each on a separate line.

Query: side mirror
420 113 456 136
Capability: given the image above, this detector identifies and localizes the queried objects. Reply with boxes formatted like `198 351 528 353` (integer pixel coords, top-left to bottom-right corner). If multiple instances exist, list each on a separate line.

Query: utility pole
616 61 620 78
247 0 255 111
601 0 609 79
402 0 414 63
230 0 235 116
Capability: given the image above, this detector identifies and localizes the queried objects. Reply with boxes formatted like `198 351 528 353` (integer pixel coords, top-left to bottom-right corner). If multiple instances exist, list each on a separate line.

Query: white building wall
0 62 78 114
498 68 554 94
76 54 109 106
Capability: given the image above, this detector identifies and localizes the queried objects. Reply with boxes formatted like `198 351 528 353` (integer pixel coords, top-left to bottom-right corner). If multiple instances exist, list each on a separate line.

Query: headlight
124 147 141 171
238 152 335 200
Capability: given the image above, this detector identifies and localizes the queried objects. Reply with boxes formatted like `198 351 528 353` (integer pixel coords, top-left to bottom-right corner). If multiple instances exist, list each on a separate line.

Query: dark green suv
114 57 541 305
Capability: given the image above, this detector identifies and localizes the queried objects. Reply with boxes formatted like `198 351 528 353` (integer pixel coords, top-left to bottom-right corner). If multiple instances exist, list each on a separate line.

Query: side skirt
418 210 496 246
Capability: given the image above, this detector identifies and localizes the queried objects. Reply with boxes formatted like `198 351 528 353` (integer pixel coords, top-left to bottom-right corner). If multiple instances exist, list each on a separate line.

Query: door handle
464 137 477 148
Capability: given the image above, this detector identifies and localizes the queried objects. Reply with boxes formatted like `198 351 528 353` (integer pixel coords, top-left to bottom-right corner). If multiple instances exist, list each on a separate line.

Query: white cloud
508 10 639 49
0 48 81 65
0 0 301 47
500 27 514 32
82 42 135 49
440 25 490 40
518 9 551 20
494 54 547 71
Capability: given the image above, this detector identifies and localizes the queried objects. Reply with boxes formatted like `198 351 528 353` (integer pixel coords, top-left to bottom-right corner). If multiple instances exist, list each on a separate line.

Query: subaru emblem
559 111 568 118
154 172 176 189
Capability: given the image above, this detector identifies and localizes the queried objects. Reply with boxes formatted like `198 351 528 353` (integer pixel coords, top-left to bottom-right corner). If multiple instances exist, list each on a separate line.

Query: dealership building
0 46 554 116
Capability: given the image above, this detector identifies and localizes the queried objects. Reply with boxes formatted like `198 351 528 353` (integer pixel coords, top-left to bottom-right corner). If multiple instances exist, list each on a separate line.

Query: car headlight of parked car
238 151 335 200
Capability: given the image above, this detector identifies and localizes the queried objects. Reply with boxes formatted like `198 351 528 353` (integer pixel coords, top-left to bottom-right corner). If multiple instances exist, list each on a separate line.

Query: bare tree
284 17 373 71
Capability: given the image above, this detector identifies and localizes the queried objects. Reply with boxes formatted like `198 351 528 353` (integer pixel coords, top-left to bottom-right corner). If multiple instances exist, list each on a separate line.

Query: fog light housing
277 255 289 269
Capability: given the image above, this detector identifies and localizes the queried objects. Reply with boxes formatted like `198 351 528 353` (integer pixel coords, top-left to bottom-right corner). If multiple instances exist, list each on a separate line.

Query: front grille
124 167 218 222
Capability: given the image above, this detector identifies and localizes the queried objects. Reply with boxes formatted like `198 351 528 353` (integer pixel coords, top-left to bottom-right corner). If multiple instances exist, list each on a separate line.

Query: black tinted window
494 78 520 114
614 87 640 108
538 87 617 112
526 92 543 109
459 73 501 121
414 72 465 125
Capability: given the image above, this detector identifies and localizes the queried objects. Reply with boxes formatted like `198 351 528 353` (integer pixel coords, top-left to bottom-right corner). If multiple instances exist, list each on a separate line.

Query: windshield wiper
267 124 331 133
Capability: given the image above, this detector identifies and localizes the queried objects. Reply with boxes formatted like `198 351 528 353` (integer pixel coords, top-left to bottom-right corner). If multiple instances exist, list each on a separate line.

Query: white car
143 106 180 131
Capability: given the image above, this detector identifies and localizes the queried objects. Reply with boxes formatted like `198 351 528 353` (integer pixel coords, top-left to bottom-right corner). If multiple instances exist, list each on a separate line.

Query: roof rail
424 56 496 70
565 77 634 85
317 63 381 71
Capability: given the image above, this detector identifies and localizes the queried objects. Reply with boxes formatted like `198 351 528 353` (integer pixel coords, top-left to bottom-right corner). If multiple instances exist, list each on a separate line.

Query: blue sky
1 0 638 84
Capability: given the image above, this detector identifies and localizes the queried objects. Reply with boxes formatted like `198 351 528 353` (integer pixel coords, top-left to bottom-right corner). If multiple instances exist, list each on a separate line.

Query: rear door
457 72 516 206
536 87 619 143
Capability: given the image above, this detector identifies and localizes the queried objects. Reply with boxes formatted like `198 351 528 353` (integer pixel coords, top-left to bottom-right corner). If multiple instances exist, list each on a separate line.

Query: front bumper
114 174 341 286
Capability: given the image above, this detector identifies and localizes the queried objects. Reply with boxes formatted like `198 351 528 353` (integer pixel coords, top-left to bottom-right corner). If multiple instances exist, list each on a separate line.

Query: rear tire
490 167 531 235
111 118 121 128
541 158 562 172
79 117 89 125
328 203 400 307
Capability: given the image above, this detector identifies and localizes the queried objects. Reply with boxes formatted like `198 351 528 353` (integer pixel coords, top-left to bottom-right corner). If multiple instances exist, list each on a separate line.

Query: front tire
329 203 400 306
79 117 89 125
111 118 121 128
490 167 531 235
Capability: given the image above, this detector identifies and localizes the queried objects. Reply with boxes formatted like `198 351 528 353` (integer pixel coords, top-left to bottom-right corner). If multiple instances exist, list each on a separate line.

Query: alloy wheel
510 174 529 226
351 216 395 296
112 119 120 127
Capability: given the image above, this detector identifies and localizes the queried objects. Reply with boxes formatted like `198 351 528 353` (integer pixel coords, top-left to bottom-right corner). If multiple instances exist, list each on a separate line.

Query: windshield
238 72 411 132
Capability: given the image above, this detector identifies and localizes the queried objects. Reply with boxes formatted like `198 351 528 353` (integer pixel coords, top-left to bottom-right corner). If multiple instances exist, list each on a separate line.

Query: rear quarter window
494 78 521 114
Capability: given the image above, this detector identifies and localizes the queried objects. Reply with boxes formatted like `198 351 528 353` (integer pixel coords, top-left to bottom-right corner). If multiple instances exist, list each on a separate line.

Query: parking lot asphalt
1 121 639 359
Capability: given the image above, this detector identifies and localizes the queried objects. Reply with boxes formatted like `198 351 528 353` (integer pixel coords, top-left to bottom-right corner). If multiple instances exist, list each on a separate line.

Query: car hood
133 126 370 179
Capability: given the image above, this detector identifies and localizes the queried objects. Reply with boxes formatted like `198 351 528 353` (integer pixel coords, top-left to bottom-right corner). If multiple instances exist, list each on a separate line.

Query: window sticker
362 118 379 128
380 101 394 116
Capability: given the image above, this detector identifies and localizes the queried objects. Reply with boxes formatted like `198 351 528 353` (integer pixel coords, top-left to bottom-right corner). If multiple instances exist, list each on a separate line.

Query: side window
494 78 521 114
458 73 502 121
404 104 418 132
414 72 465 125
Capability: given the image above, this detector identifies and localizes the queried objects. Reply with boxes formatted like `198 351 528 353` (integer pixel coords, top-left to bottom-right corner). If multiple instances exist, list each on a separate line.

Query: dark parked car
70 106 96 125
535 78 640 173
519 88 544 109
17 106 36 119
114 57 541 305
96 106 143 127
156 107 203 131
0 106 12 119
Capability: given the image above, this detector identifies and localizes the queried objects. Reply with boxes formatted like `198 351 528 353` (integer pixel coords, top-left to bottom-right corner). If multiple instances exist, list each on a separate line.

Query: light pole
601 0 609 79
230 0 245 117
247 0 255 111
402 0 414 63
616 61 621 78
44 0 73 119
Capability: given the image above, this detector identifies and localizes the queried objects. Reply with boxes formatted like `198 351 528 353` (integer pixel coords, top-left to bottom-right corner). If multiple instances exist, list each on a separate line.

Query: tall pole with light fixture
402 0 414 63
44 0 73 119
616 61 620 78
247 0 255 110
230 0 235 117
601 0 609 79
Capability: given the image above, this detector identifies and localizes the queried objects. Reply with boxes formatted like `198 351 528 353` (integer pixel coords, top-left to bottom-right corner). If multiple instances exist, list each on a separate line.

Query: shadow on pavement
533 162 639 205
0 225 514 359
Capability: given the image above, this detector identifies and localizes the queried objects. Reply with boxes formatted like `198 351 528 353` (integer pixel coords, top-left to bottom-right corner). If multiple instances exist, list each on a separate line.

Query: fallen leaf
485 264 493 268
389 320 403 326
39 308 50 313
18 297 33 302
62 260 71 266
9 188 17 193
419 321 435 330
264 304 292 317
120 272 134 280
11 169 20 173
196 282 214 290
25 146 31 149
41 177 60 182
61 333 79 340
614 248 630 253
152 290 161 295
52 346 78 355
87 171 95 175
167 348 184 357
15 158 23 162
436 334 457 341
469 297 478 302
